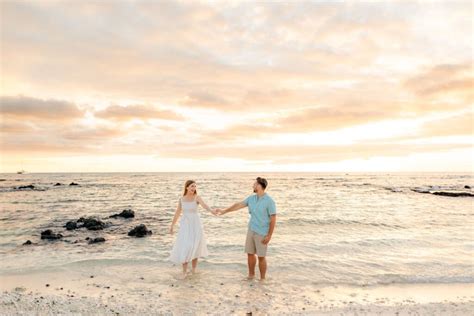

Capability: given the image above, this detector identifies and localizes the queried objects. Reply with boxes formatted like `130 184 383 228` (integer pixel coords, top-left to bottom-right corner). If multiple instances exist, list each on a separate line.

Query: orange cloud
0 95 85 120
403 62 473 103
416 111 473 138
1 2 472 171
155 142 471 164
94 104 183 121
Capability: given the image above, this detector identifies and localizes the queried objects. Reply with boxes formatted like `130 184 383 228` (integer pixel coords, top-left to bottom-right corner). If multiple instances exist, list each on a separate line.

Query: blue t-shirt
243 193 276 236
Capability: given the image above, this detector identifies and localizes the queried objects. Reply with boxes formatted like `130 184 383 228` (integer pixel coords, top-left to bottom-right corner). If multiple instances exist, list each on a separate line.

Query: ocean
1 172 472 290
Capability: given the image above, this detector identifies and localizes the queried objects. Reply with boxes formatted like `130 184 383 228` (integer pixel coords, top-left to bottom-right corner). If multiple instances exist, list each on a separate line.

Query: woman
169 180 216 278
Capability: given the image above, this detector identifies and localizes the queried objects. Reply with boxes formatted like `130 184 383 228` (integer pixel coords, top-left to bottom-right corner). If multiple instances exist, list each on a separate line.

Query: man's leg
247 253 257 278
254 233 268 280
258 256 267 280
245 229 257 279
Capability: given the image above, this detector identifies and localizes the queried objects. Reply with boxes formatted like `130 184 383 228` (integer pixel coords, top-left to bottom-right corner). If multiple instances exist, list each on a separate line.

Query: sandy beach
1 267 473 315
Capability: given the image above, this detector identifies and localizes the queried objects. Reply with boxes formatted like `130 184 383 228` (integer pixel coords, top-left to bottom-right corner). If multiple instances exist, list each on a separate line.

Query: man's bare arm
262 214 276 244
219 200 247 215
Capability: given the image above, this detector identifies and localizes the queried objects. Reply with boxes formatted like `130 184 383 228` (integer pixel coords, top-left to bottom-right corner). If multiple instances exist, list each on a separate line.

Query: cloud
193 106 383 142
1 1 472 171
0 95 85 120
182 91 230 108
415 111 473 138
2 1 471 114
403 62 473 102
154 142 471 164
94 104 183 121
59 125 127 141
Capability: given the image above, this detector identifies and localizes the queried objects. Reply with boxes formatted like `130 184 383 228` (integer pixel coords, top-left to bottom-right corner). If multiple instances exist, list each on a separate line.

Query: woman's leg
182 262 188 275
191 258 198 273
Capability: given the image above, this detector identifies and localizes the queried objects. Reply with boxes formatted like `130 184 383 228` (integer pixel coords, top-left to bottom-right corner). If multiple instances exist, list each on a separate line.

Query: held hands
208 208 225 216
214 208 225 216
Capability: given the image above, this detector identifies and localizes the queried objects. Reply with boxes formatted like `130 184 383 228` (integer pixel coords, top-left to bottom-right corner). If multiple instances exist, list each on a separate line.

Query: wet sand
1 267 473 315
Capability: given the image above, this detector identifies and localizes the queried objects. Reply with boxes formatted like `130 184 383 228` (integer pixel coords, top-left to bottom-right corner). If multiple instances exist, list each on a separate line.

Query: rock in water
109 209 135 219
88 237 106 244
432 191 474 197
17 184 35 190
69 182 79 186
54 182 62 186
464 185 471 189
128 224 152 237
65 221 78 230
40 229 63 240
23 240 33 245
410 188 430 194
82 217 106 230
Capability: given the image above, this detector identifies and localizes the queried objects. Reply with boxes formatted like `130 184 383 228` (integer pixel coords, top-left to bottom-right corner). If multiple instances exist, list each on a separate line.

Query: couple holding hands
168 177 277 280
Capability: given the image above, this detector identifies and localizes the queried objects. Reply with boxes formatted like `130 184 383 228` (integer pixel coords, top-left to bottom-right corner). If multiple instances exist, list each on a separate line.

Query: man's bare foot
244 275 255 280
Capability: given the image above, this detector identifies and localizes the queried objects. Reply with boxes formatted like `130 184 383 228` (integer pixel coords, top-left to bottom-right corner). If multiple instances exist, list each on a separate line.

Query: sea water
0 172 472 289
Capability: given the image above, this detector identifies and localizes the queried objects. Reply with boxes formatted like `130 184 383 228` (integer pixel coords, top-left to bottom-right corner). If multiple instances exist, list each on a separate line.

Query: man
216 177 276 281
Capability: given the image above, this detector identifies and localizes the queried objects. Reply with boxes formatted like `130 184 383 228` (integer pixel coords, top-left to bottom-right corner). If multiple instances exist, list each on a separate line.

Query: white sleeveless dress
169 196 209 264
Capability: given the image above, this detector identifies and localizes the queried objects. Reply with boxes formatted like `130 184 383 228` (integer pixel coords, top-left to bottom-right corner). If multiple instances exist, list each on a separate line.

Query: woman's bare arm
169 198 182 234
197 195 217 215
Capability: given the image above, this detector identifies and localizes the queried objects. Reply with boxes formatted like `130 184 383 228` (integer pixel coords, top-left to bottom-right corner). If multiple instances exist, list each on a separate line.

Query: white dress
169 196 209 264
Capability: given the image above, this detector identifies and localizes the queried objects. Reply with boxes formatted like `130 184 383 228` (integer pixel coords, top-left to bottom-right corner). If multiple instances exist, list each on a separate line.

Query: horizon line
1 171 472 174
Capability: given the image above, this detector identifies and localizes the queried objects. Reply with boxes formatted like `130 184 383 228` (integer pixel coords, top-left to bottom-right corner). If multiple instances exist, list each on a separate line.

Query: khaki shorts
245 228 268 257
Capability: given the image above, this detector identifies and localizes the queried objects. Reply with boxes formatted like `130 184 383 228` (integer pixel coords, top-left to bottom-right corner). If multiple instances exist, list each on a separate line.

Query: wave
283 218 405 229
308 275 474 287
367 274 474 286
411 187 474 197
59 257 160 267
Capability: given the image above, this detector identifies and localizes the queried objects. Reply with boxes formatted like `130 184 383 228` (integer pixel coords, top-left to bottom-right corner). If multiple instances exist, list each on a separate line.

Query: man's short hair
256 177 268 189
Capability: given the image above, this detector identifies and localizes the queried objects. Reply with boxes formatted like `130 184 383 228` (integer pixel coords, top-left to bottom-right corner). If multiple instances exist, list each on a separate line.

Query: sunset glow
1 0 472 172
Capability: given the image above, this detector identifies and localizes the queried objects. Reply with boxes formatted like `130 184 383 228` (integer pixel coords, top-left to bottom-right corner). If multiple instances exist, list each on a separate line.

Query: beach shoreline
1 268 473 315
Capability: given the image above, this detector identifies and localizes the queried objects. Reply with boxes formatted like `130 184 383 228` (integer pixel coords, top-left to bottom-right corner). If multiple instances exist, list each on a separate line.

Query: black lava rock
69 182 79 186
54 183 62 186
41 229 63 240
88 237 106 244
23 240 33 245
432 191 474 197
17 184 35 190
128 224 152 237
464 185 471 189
109 209 135 219
65 221 78 230
82 217 106 230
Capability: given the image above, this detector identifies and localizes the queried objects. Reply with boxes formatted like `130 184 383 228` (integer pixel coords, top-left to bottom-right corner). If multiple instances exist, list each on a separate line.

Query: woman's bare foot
177 272 189 280
243 274 255 280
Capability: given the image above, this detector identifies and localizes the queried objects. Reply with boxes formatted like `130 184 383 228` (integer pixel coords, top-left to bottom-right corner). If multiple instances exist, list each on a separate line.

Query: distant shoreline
1 171 471 174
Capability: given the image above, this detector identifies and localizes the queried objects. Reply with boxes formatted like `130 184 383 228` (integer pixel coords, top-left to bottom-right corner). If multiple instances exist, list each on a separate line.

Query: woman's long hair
183 180 197 196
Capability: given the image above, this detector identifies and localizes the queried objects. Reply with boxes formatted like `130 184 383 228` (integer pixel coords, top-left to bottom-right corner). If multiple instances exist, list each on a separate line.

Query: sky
0 0 473 172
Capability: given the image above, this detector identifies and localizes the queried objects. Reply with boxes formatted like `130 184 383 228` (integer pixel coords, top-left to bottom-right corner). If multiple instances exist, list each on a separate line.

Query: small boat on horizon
17 169 26 174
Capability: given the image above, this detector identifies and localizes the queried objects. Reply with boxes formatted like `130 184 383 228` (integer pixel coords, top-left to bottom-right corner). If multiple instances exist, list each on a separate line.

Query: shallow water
0 172 473 287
